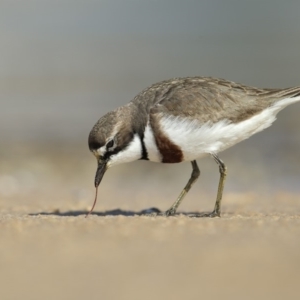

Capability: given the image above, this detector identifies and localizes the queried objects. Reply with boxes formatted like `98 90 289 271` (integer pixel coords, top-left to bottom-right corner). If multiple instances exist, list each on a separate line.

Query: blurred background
1 0 300 213
2 2 300 300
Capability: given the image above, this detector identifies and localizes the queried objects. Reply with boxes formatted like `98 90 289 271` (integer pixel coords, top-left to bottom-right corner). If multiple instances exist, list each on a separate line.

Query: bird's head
88 106 143 188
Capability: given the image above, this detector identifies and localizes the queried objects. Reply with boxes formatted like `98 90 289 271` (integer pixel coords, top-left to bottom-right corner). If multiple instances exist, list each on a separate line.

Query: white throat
144 122 162 162
107 134 142 168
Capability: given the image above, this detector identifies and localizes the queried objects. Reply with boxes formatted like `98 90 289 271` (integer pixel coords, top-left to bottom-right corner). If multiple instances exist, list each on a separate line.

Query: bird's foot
198 210 221 218
164 208 177 217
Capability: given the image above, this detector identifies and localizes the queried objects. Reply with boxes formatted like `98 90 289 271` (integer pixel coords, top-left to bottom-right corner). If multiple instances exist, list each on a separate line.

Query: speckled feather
89 76 300 156
132 77 300 124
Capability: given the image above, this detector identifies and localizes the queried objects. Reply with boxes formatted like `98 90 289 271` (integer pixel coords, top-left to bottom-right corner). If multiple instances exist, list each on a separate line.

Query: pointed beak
94 160 107 188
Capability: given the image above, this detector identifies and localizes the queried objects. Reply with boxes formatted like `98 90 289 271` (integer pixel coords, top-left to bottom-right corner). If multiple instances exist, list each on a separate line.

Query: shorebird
88 77 300 217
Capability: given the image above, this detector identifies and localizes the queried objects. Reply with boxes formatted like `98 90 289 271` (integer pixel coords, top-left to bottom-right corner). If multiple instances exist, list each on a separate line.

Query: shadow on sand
29 207 218 218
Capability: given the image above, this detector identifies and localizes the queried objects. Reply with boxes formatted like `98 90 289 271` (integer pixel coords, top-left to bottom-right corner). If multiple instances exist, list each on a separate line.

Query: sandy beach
1 209 300 300
2 2 300 299
1 148 300 300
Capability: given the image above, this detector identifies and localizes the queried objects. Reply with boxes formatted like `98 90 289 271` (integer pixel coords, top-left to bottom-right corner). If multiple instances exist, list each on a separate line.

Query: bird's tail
265 86 300 110
274 86 300 99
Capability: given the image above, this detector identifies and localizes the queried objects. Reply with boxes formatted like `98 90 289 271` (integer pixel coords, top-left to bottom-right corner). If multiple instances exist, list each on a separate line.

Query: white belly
159 97 299 161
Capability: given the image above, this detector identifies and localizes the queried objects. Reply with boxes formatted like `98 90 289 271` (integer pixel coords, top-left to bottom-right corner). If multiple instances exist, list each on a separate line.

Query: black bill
94 160 107 187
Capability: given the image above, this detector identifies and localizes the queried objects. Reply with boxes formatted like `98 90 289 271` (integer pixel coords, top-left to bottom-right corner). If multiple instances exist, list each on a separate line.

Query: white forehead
97 145 107 157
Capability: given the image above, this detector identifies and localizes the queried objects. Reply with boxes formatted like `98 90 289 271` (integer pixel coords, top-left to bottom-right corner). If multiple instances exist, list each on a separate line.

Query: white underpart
160 97 300 162
144 122 162 162
107 134 142 168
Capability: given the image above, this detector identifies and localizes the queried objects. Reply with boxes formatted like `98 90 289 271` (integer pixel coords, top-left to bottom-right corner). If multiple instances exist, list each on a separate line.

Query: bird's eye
106 139 114 149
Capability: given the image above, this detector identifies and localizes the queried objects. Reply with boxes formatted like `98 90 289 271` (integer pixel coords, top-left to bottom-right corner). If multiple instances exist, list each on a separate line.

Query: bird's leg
203 153 227 218
165 160 200 216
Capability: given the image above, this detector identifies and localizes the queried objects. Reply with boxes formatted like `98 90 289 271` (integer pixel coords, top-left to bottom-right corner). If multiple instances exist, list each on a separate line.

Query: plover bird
88 77 300 217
